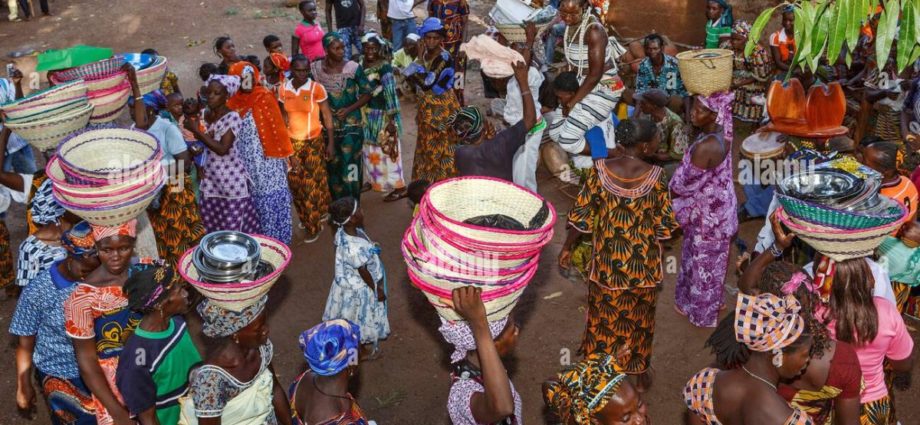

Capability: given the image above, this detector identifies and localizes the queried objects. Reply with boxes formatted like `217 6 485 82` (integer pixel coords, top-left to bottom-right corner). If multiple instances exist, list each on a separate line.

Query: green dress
311 60 369 200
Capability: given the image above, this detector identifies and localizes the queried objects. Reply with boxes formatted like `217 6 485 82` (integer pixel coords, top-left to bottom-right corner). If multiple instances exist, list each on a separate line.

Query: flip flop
383 188 408 202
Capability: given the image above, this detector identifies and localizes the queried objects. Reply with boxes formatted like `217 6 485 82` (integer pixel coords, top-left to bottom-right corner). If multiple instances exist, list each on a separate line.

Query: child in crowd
392 33 420 98
142 48 181 95
293 0 326 61
262 34 290 97
323 197 390 358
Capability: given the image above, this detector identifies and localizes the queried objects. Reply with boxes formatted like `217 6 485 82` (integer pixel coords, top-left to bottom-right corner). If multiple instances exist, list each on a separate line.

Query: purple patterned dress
198 111 262 234
669 131 737 328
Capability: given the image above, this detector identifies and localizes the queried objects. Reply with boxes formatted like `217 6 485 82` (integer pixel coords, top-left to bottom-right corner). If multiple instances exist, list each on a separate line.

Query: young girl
322 197 390 357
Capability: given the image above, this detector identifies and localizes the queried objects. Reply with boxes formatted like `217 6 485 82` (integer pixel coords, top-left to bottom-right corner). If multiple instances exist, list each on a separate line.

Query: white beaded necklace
563 9 594 81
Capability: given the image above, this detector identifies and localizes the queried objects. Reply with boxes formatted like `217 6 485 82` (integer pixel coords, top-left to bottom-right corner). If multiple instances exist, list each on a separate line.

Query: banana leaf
897 0 916 73
827 0 849 64
746 6 777 58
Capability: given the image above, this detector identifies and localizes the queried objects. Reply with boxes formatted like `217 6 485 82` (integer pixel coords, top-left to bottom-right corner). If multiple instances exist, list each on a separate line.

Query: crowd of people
1 0 920 423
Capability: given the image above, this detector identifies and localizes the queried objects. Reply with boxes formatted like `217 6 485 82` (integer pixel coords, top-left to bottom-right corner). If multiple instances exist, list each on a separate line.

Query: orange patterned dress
567 162 678 373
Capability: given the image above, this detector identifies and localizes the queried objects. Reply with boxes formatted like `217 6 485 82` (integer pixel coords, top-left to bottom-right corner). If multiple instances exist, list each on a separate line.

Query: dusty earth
0 1 919 424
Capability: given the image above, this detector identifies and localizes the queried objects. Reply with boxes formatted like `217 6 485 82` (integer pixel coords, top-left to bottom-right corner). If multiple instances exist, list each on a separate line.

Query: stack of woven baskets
776 164 907 261
0 80 93 151
50 56 130 124
47 128 166 226
402 177 556 321
178 234 292 312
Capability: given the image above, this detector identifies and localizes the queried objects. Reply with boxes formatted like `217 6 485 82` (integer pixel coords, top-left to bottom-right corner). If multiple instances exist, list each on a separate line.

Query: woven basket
405 220 538 278
777 206 906 261
47 154 165 197
2 80 88 111
54 172 164 207
54 177 164 226
776 194 904 229
5 103 94 152
85 72 128 93
56 128 162 178
421 176 556 246
3 97 89 123
137 56 168 95
179 235 292 312
88 82 130 123
495 22 552 43
676 49 732 96
51 57 126 82
407 265 532 321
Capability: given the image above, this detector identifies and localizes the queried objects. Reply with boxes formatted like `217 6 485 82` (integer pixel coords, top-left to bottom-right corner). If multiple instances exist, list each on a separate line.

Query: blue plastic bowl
120 53 155 70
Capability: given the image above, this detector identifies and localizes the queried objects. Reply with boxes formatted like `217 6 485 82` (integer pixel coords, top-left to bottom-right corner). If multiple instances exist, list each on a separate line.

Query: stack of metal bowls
192 231 273 283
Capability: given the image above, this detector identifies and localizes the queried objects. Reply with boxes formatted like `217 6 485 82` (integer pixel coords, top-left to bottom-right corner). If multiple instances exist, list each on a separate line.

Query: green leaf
827 0 849 63
874 0 898 72
897 0 916 73
746 5 777 58
809 1 832 72
845 0 861 52
788 5 809 77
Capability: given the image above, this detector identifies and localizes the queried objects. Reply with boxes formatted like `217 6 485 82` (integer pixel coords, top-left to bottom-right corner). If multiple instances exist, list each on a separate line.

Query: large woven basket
495 22 552 43
404 230 537 285
88 82 130 123
421 177 556 246
84 72 128 93
5 103 94 152
2 80 88 111
407 264 532 321
47 154 164 197
776 194 904 230
137 56 168 95
676 49 732 96
50 56 126 82
56 128 161 178
3 97 89 123
777 206 906 261
408 219 538 271
54 177 164 226
179 235 292 312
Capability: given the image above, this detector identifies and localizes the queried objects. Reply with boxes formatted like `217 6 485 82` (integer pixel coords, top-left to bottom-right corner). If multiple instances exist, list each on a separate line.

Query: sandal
383 188 408 202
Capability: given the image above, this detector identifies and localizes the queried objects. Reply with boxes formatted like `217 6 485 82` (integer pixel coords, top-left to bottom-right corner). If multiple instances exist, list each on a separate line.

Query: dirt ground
0 1 919 424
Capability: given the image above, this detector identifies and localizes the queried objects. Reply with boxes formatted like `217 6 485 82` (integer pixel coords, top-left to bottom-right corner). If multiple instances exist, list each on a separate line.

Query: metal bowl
198 231 261 272
192 247 251 283
779 169 864 203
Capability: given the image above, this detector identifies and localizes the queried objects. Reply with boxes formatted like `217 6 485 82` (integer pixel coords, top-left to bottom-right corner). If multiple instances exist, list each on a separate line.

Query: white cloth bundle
460 35 525 78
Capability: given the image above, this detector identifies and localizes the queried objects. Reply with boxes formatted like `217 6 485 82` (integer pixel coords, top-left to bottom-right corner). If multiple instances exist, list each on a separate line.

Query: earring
233 335 240 344
772 349 783 368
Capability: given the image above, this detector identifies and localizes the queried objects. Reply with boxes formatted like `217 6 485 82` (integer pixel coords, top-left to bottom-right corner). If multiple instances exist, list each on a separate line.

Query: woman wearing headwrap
408 18 462 183
15 179 69 288
442 286 521 425
183 74 262 235
427 0 468 102
10 222 99 425
360 32 408 201
116 263 201 425
263 52 291 98
669 92 738 328
64 220 143 425
181 295 293 425
684 293 815 425
289 319 369 424
543 352 649 424
704 0 734 49
131 89 206 265
312 31 373 200
730 21 773 124
226 62 294 244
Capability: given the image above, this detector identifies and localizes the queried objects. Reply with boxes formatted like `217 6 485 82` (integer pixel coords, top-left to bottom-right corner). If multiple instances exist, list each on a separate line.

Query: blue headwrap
299 319 361 376
30 179 66 225
127 90 168 112
61 221 96 257
418 17 445 36
710 0 734 27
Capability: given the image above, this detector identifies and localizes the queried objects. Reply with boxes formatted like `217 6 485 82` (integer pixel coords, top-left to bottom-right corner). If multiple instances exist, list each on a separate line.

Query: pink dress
669 131 738 327
296 21 326 61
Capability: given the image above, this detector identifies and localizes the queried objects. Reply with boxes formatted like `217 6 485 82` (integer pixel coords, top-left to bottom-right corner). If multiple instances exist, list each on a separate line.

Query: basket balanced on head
402 177 556 321
676 49 732 96
48 128 166 226
178 234 292 312
0 79 92 152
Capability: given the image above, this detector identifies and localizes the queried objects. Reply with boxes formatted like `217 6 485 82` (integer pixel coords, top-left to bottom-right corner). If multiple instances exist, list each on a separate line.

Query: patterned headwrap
734 293 805 353
732 20 752 38
361 32 391 56
198 295 268 338
323 32 344 49
30 179 66 225
698 91 736 144
544 352 629 424
270 52 290 72
299 319 361 376
226 61 294 158
61 221 96 257
90 219 138 242
127 90 168 112
207 74 241 97
438 317 509 363
709 0 734 27
125 261 182 313
445 106 485 143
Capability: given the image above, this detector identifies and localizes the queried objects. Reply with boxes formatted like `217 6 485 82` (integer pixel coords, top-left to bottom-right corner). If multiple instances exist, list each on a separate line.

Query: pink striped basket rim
56 128 162 178
418 204 554 252
53 175 164 211
178 235 292 291
406 263 535 301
